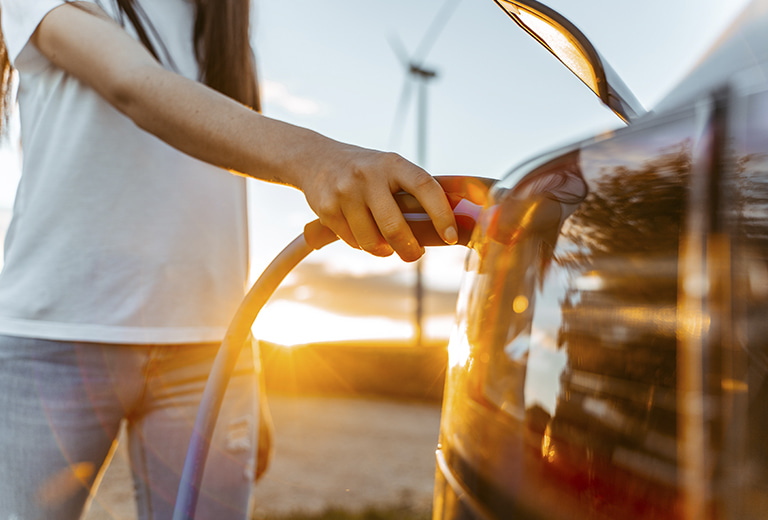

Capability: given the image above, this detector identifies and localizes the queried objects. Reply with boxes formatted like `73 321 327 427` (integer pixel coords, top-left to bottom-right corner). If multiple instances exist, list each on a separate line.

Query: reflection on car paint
436 87 768 519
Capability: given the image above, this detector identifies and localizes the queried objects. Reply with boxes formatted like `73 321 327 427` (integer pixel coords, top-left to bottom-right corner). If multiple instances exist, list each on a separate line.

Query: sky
0 0 754 346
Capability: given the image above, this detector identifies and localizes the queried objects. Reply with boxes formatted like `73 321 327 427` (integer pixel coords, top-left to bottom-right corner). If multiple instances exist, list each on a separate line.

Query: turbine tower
389 0 461 346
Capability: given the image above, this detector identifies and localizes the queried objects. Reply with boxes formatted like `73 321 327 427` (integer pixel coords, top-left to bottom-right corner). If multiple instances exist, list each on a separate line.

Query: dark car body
433 1 768 519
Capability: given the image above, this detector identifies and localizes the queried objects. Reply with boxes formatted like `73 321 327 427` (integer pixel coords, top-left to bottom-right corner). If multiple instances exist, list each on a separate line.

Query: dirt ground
85 395 443 519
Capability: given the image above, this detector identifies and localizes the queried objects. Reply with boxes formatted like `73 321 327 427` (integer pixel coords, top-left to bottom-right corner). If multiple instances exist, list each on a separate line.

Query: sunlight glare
254 300 410 346
253 300 456 346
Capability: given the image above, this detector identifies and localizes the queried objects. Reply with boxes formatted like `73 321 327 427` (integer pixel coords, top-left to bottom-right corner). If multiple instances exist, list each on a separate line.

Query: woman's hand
32 3 457 261
295 141 458 262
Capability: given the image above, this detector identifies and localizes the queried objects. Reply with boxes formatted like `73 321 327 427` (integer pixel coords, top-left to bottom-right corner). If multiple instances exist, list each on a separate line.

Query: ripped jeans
0 335 261 520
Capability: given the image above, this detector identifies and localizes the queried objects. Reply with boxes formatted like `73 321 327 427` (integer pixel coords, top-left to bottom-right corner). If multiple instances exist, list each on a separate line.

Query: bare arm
31 3 458 261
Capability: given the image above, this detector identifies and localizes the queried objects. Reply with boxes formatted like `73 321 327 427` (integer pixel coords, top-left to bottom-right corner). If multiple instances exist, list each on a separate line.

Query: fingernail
444 226 458 245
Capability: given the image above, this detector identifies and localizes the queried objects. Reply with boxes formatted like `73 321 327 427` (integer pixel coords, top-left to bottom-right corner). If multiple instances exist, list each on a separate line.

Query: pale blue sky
0 0 754 344
248 0 752 344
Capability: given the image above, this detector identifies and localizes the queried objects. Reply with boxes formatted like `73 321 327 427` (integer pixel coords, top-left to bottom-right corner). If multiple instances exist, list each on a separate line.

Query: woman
0 1 458 518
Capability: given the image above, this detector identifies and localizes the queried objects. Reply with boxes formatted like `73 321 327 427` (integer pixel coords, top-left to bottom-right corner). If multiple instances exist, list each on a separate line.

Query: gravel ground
85 395 443 519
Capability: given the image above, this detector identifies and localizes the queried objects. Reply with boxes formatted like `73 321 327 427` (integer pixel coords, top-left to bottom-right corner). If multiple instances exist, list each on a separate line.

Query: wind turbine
389 0 462 346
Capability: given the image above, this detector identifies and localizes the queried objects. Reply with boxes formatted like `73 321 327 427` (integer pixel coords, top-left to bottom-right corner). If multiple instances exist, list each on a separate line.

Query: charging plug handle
305 175 495 249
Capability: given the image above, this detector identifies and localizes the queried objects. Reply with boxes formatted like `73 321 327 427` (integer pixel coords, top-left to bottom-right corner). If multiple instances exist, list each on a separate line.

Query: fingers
345 154 435 261
394 166 458 246
361 165 459 261
343 204 396 258
309 195 395 257
301 148 457 261
313 209 359 251
366 195 423 261
314 188 424 261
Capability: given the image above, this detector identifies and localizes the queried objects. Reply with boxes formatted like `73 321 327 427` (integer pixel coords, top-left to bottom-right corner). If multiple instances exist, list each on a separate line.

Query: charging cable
172 221 338 520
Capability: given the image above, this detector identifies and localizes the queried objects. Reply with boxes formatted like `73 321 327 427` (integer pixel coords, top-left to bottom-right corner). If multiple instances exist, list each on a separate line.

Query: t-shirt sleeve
0 0 93 65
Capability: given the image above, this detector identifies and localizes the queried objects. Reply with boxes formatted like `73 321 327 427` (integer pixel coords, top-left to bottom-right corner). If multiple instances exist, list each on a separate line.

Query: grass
257 505 431 520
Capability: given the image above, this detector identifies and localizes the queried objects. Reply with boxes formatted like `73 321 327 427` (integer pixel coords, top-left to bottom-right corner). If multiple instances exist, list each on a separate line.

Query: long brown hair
0 7 12 136
0 0 260 136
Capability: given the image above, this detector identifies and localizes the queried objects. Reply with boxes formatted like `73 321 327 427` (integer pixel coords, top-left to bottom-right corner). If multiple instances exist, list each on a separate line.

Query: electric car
433 1 768 519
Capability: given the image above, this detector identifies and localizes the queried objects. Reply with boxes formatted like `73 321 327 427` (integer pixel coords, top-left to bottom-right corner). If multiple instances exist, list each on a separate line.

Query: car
432 1 768 519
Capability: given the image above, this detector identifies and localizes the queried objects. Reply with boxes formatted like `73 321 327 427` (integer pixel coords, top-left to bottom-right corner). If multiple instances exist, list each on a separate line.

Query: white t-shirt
0 0 250 343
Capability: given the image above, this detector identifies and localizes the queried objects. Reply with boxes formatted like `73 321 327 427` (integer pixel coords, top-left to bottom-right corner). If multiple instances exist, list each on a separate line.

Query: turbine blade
413 0 463 63
388 33 411 68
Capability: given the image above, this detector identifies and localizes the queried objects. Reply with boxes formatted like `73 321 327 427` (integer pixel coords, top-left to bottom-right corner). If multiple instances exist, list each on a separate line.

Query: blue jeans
0 335 262 520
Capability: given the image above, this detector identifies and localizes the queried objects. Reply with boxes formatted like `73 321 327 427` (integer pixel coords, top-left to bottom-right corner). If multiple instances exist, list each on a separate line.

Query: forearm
34 2 332 189
116 64 335 189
